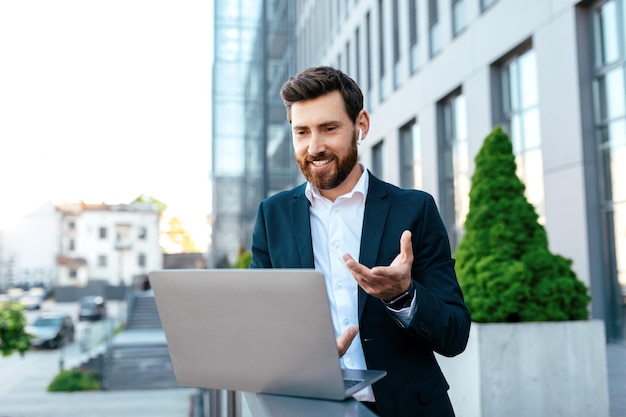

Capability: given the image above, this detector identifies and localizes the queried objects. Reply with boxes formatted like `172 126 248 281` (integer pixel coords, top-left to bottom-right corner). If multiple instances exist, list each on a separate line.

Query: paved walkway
608 343 626 417
0 342 624 417
0 348 195 417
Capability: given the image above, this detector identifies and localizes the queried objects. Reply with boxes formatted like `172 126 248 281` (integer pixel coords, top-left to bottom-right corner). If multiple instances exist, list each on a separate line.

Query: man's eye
327 126 336 132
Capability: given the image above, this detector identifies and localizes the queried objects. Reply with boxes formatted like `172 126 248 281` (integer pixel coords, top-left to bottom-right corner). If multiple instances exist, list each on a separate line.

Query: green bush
235 250 252 269
455 127 591 322
0 301 31 357
47 368 101 392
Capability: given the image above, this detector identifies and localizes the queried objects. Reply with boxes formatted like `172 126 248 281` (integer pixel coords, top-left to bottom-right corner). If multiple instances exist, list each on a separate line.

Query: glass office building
210 1 298 268
211 0 625 342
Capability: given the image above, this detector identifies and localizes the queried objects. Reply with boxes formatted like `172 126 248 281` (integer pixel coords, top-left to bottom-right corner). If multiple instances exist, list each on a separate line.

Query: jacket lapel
358 173 390 320
289 187 315 269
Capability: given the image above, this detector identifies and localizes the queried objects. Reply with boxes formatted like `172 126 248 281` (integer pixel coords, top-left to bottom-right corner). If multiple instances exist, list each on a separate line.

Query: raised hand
342 230 413 301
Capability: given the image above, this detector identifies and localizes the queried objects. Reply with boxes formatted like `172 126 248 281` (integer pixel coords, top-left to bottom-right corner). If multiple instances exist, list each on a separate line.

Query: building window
378 0 387 101
408 0 421 73
98 255 107 267
494 44 544 221
345 40 351 75
69 268 77 279
372 140 385 178
452 0 468 36
438 90 469 251
115 224 132 250
67 221 75 230
355 26 361 84
99 227 107 239
590 0 626 339
428 0 441 57
392 0 401 88
138 253 146 268
366 12 373 109
399 119 422 189
68 239 75 251
480 0 497 11
329 0 334 39
138 226 147 239
337 0 341 32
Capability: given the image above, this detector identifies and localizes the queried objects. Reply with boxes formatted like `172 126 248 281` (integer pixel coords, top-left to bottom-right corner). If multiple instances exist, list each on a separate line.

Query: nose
307 131 326 156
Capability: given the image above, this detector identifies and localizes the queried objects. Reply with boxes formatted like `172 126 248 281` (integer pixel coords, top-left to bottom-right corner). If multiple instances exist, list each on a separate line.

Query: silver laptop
148 269 386 401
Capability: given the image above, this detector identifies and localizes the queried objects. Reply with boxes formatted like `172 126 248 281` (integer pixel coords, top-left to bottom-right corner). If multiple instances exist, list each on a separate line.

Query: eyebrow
292 120 344 131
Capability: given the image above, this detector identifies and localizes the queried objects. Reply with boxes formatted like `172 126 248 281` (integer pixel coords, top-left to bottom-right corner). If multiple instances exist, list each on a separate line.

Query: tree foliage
455 127 590 323
132 194 167 214
0 301 31 357
165 215 200 253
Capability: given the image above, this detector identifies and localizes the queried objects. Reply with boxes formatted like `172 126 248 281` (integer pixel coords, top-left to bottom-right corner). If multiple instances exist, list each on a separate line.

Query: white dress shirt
305 165 417 401
305 167 373 401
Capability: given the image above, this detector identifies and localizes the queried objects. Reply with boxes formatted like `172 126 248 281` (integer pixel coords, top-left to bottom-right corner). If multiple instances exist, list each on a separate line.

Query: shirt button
343 318 349 325
337 282 343 288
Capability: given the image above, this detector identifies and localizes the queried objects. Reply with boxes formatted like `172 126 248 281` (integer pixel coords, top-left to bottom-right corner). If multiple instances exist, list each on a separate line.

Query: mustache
306 153 332 162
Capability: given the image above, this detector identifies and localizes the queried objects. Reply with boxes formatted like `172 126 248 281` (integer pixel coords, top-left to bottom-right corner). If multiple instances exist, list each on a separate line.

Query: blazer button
418 322 432 336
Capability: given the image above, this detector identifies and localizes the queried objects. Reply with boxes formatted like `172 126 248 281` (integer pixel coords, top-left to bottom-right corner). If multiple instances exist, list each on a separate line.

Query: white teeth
312 160 331 166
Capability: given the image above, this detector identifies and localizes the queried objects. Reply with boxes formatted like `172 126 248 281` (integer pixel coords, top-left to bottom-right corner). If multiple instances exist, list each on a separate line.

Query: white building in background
56 202 161 287
1 201 161 289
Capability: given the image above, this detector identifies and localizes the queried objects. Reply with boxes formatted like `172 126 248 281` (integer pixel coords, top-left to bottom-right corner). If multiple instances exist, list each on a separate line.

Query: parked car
18 287 47 310
7 287 24 301
78 296 106 321
26 312 75 349
18 294 43 310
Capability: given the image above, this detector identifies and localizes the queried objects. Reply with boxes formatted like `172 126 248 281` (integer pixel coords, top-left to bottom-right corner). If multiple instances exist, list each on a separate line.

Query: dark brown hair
280 66 364 123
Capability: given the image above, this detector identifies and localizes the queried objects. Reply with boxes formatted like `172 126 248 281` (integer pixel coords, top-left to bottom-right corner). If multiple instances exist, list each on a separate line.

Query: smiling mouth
311 159 332 167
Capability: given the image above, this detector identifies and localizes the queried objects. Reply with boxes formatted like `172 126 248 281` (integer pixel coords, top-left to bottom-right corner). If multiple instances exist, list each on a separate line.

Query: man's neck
319 163 364 202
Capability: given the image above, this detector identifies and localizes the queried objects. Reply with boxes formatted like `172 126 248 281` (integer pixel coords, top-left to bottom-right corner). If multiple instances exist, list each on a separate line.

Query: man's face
290 91 359 192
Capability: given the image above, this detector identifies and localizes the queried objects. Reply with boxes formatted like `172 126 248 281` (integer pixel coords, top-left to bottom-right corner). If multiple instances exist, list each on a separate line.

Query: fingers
337 326 359 357
343 230 414 300
400 230 413 262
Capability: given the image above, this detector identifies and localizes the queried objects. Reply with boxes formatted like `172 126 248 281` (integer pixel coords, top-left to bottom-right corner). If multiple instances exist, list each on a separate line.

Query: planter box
436 320 609 417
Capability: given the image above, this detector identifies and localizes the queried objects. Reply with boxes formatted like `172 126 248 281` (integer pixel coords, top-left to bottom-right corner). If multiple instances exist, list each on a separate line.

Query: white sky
0 1 214 249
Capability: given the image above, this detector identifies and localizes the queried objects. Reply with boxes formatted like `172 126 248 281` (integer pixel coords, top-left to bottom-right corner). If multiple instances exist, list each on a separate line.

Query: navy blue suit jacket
250 172 471 417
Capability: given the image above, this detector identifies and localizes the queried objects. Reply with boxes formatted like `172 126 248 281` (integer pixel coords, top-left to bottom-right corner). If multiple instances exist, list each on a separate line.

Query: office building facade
293 0 624 341
210 0 625 342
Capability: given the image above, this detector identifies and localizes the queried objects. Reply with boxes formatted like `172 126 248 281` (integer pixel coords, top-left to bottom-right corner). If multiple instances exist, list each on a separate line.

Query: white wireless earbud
357 128 363 145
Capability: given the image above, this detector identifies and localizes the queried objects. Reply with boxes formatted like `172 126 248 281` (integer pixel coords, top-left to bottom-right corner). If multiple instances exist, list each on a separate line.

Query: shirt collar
305 163 369 204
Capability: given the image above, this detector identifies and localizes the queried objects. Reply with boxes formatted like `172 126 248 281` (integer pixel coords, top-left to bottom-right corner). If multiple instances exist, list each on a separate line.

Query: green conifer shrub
455 127 591 322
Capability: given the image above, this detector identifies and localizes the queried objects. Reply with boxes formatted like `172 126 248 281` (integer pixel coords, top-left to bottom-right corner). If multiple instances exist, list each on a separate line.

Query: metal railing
192 389 242 417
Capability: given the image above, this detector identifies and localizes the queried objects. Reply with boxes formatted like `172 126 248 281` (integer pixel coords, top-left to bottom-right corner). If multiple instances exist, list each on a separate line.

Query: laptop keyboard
344 378 363 390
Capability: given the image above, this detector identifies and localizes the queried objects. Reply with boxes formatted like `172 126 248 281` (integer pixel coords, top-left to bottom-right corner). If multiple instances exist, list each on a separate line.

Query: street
0 299 195 417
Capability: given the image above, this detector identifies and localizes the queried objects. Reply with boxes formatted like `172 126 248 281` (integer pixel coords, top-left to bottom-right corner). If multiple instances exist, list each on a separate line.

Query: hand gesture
342 230 414 301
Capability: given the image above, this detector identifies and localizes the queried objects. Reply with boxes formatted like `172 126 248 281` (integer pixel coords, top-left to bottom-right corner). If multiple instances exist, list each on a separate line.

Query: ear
356 110 370 143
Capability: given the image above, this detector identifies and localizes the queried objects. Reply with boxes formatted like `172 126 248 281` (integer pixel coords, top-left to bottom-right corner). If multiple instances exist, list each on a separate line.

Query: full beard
297 132 359 190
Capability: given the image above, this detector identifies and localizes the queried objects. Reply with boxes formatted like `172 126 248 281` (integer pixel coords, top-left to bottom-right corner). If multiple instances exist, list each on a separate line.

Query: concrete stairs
101 292 181 390
125 293 162 330
102 330 180 390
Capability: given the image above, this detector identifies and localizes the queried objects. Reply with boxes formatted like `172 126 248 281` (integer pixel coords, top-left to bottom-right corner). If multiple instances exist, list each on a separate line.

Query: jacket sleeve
250 201 272 269
405 193 471 357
